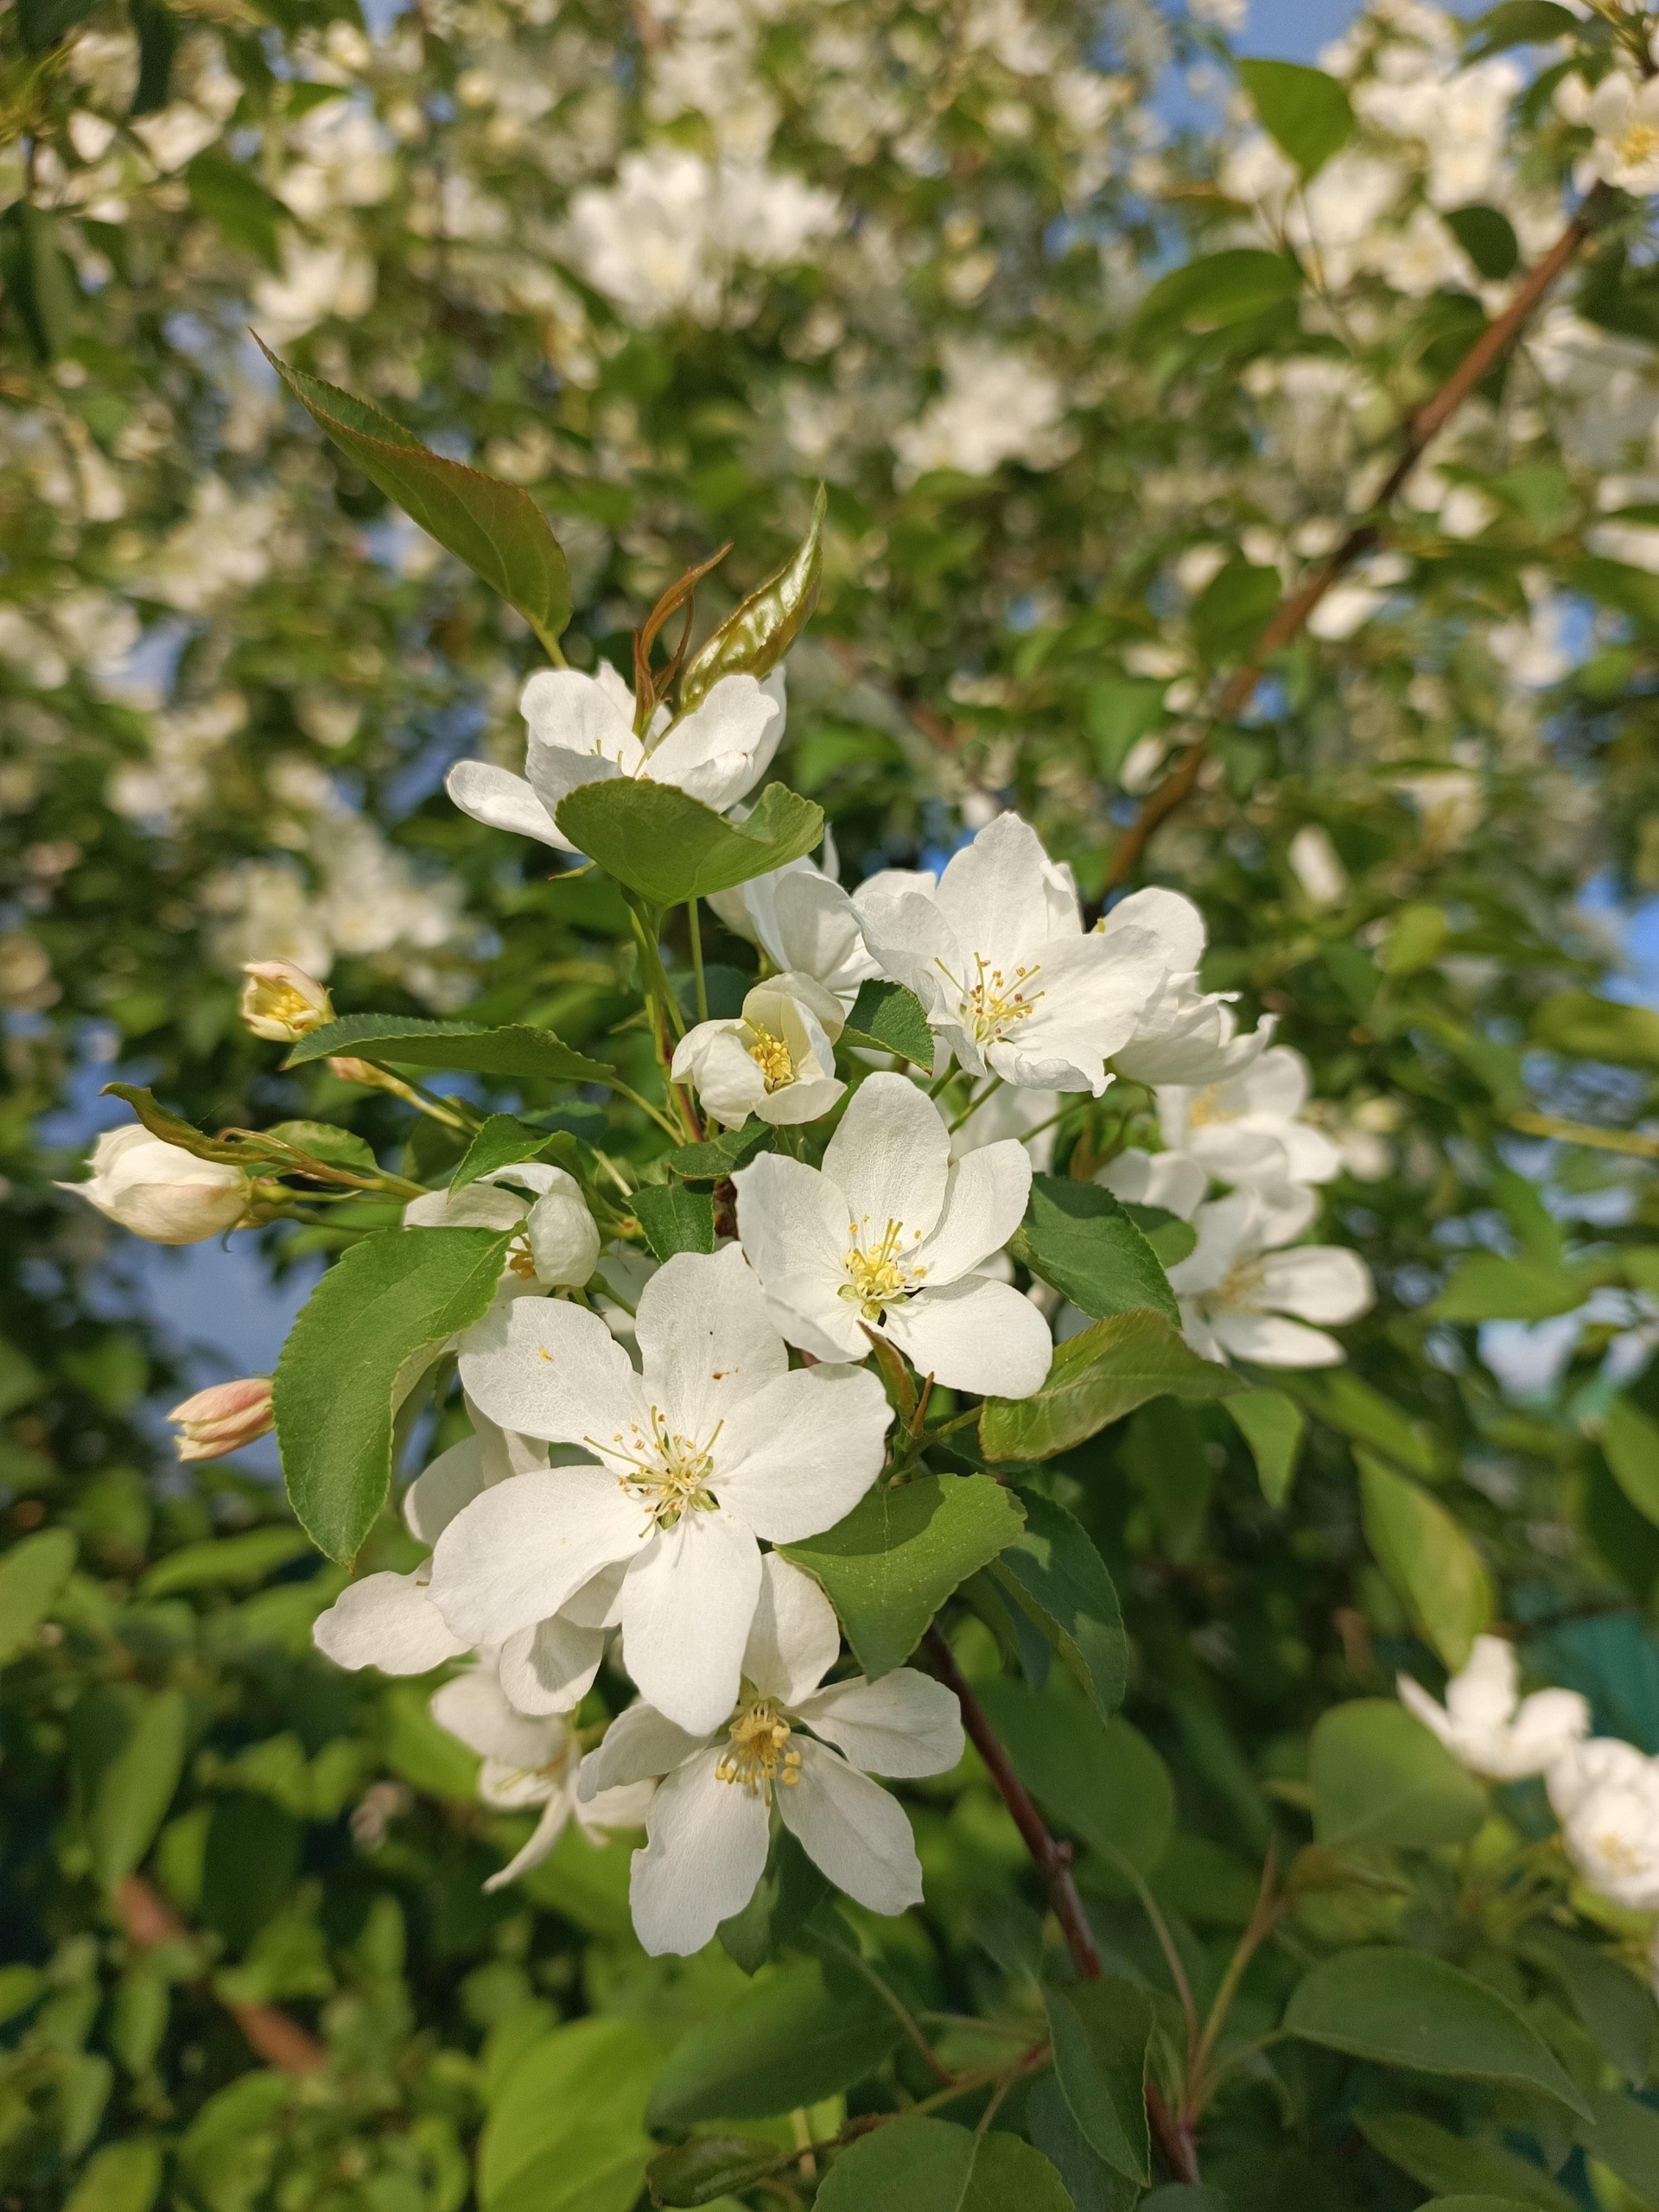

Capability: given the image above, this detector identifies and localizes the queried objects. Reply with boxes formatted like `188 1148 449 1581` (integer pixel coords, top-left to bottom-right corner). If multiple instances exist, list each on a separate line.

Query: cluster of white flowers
1402 1637 1659 1940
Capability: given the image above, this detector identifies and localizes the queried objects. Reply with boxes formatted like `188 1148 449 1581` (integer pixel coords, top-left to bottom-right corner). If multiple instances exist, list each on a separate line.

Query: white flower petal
524 742 626 830
743 1553 841 1706
403 1435 486 1543
445 762 571 852
912 1140 1031 1287
520 667 640 761
1102 885 1205 972
881 1274 1053 1398
794 1668 963 1777
671 1020 765 1125
1098 1148 1209 1222
1257 1246 1373 1325
499 1611 607 1714
575 1777 658 1836
715 1365 892 1543
429 1467 643 1644
578 1700 713 1798
645 672 783 811
431 1669 569 1766
630 1751 772 1955
733 1154 868 1362
459 1294 647 1451
933 812 1063 966
1208 1310 1345 1366
779 1738 923 1915
484 1791 574 1893
617 1509 762 1735
823 1072 950 1245
635 1246 787 1440
313 1571 467 1675
757 1073 846 1127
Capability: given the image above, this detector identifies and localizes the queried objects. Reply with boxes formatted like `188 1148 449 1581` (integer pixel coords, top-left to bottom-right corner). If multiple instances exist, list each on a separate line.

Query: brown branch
1100 195 1602 895
113 1874 327 2075
924 1630 1202 2187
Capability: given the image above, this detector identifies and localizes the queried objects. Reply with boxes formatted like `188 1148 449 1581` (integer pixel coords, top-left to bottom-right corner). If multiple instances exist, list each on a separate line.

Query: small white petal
459 1294 647 1450
430 1467 643 1645
823 1073 950 1244
446 762 572 852
431 1669 569 1766
882 1274 1053 1398
635 1246 788 1443
403 1435 486 1543
484 1791 574 1893
743 1553 842 1706
578 1700 713 1798
630 1751 772 1955
715 1365 891 1543
313 1571 467 1675
912 1141 1031 1287
794 1668 964 1777
1209 1310 1346 1366
499 1611 607 1714
617 1510 762 1736
1257 1246 1373 1325
779 1738 923 1915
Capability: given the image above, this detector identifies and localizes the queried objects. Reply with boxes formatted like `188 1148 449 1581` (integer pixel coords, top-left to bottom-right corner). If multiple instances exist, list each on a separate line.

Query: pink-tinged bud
59 1126 251 1244
240 960 334 1043
168 1377 275 1462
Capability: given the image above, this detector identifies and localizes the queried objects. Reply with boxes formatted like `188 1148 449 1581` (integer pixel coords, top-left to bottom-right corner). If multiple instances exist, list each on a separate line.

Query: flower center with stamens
587 1407 723 1533
1215 1256 1267 1312
744 1023 794 1091
936 950 1044 1047
1183 1084 1230 1130
1618 120 1659 169
1589 1823 1644 1878
715 1695 801 1802
507 1237 539 1280
839 1217 926 1318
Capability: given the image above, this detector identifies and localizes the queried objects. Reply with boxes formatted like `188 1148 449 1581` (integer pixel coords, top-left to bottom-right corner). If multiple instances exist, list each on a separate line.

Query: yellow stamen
715 1694 802 1802
583 1407 724 1534
839 1216 927 1318
1618 120 1659 168
935 950 1044 1047
745 1023 795 1091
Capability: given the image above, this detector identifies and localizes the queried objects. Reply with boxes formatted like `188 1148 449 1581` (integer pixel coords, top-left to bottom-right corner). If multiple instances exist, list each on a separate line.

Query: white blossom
577 1554 962 1954
239 959 334 1043
1548 1738 1659 1910
1396 1636 1589 1780
1166 1188 1373 1367
1155 1047 1344 1195
404 1162 601 1292
433 1248 892 1735
893 340 1070 483
671 974 846 1128
432 1653 654 1891
60 1124 251 1245
1576 71 1659 197
710 851 879 1010
1097 887 1270 1087
855 813 1167 1093
448 660 785 858
734 1070 1052 1397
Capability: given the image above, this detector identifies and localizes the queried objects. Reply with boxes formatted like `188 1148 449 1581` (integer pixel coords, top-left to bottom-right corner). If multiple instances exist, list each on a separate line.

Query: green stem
1183 1846 1280 2124
687 898 709 1024
531 624 569 669
606 1080 684 1145
947 1077 1002 1135
928 1065 957 1102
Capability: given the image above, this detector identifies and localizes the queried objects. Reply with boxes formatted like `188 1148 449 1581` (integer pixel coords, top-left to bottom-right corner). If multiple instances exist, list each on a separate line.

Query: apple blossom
61 1124 252 1245
167 1376 274 1462
1097 887 1270 1087
1396 1636 1589 1780
1166 1188 1373 1367
1550 1739 1659 1910
404 1161 600 1290
447 659 785 857
854 812 1167 1092
576 1554 963 1954
238 957 334 1042
1579 70 1659 197
711 852 879 1010
433 1247 892 1735
1155 1046 1344 1193
733 1071 1051 1397
671 973 845 1127
431 1654 655 1892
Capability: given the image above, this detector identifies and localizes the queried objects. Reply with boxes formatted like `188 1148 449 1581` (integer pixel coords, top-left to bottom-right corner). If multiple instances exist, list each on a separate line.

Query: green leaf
1010 1177 1178 1325
779 1473 1026 1677
1600 1395 1659 1531
645 1960 903 2126
1531 990 1659 1069
1359 1452 1492 1669
717 1827 830 1974
1357 2112 1573 2212
1122 1203 1197 1268
185 151 284 270
448 1115 564 1192
285 1014 612 1086
64 2139 164 2212
1465 0 1581 55
1518 1926 1657 2087
815 2117 1073 2212
260 342 571 646
0 203 77 362
1238 60 1354 177
632 1182 716 1260
667 1122 773 1181
645 2138 793 2208
554 779 823 906
1133 250 1302 344
1308 1699 1487 1850
1578 2084 1659 2203
0 1528 77 1664
274 1228 513 1563
137 1526 314 1599
99 1083 256 1165
980 1309 1241 1463
1430 1253 1589 1323
1289 1367 1443 1479
128 0 178 112
79 1688 188 1891
1044 1976 1153 2184
1192 559 1281 665
838 980 937 1068
974 1677 1174 1873
1444 204 1520 283
264 1121 378 1176
479 2017 659 2212
1224 1388 1305 1506
1087 677 1168 781
1285 1948 1592 2120
18 0 101 50
680 484 826 710
989 1492 1128 1721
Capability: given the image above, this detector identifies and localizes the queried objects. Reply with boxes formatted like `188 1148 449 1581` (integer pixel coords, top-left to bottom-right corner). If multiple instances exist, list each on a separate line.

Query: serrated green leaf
667 1122 773 1180
1309 1700 1486 1850
260 342 571 646
1359 1452 1492 1669
449 1114 571 1193
0 1528 77 1665
1225 1386 1305 1506
264 1121 378 1175
285 1014 612 1086
274 1227 513 1562
646 1961 901 2126
680 484 826 710
989 1491 1127 1720
980 1309 1241 1463
1044 1975 1153 2185
632 1182 715 1260
780 1473 1025 1677
838 979 936 1068
554 779 823 906
1010 1176 1178 1324
1238 59 1354 177
1287 1948 1592 2120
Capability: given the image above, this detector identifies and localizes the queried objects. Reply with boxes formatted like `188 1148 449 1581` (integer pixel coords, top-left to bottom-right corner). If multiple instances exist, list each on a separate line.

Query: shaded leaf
667 1122 772 1181
285 1015 611 1086
816 2117 1072 2212
645 1961 902 2126
1224 1387 1305 1506
0 1528 77 1665
839 980 936 1068
990 1491 1128 1720
975 1676 1174 1872
1011 1177 1178 1325
1430 1253 1590 1323
480 2017 658 2212
632 1183 715 1260
1519 1926 1656 2088
680 485 826 709
646 2137 791 2208
1530 990 1659 1069
1239 60 1353 177
1359 1452 1492 1669
138 1527 313 1599
1309 1700 1486 1850
717 1826 830 1975
556 779 824 907
1357 2111 1572 2212
1578 2085 1659 2203
1044 1975 1153 2184
1601 1395 1659 1531
451 1115 572 1193
1134 250 1301 344
981 1309 1241 1463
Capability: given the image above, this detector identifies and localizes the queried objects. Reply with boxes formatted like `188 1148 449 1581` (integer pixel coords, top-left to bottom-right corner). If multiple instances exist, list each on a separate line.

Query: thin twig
1508 1110 1659 1160
924 1630 1202 2185
1101 198 1601 894
1182 1842 1281 2125
114 1875 325 2074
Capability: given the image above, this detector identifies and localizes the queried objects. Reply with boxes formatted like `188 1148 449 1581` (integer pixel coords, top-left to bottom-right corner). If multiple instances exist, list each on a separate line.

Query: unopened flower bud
240 960 334 1043
327 1056 419 1101
59 1126 251 1244
168 1376 275 1462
